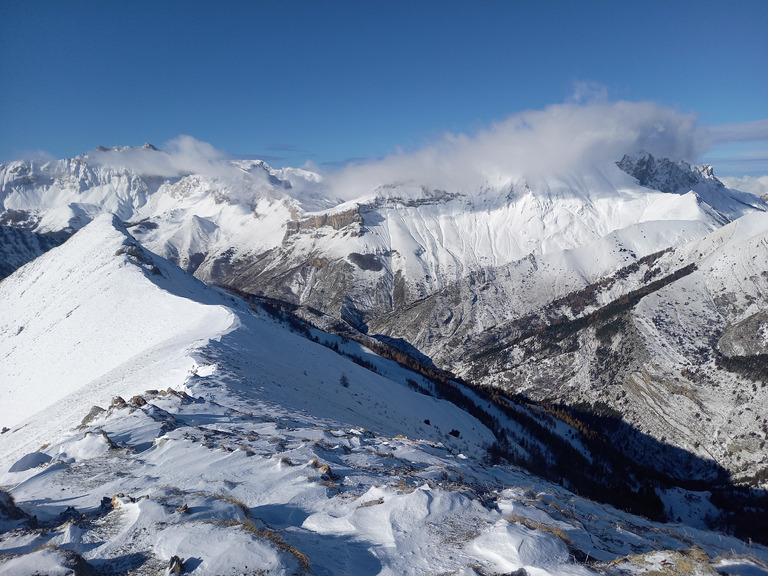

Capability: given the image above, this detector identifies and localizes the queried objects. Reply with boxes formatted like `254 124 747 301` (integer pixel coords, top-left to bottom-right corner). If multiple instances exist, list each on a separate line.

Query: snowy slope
0 214 235 432
1 216 766 575
2 148 764 327
459 211 768 484
0 215 490 462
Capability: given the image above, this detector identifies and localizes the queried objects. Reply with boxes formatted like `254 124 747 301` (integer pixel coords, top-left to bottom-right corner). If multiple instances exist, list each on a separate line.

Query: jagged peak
616 151 709 194
693 162 723 185
92 143 161 154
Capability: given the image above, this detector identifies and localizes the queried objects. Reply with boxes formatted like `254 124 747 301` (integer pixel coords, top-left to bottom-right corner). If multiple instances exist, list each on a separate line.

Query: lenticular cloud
329 101 707 197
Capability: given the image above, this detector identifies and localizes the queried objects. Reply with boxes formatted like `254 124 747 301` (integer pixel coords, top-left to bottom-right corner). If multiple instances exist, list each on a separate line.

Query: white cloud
8 149 57 165
566 80 609 105
703 120 768 178
708 119 768 144
87 135 240 180
327 101 706 198
720 175 768 198
83 107 765 201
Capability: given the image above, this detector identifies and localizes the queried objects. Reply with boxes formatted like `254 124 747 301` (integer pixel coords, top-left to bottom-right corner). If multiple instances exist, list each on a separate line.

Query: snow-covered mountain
454 212 768 482
1 148 763 304
2 148 767 478
1 215 766 574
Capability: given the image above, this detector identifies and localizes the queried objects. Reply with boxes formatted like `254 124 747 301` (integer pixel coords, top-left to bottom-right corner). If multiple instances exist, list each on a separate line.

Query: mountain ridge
1 214 767 574
2 148 768 557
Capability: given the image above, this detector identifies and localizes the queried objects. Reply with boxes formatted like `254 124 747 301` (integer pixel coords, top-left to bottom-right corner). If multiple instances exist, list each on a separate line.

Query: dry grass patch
506 513 571 544
221 519 312 573
210 494 312 573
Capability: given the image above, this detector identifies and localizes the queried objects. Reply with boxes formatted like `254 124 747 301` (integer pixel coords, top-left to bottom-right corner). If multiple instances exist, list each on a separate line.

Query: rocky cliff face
616 152 703 193
284 207 364 235
0 226 68 280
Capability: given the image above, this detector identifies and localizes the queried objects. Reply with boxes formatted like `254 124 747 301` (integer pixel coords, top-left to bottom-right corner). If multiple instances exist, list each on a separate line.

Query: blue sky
1 0 766 176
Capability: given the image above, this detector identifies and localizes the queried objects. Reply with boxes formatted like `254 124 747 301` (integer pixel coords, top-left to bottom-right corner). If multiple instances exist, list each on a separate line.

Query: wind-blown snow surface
0 215 235 430
2 217 766 575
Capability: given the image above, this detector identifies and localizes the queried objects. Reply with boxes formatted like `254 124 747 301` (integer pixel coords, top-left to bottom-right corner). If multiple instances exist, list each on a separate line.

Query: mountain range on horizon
1 144 768 575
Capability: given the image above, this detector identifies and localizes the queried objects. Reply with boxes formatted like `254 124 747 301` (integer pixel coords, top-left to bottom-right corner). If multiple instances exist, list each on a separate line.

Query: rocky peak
694 163 724 188
616 152 702 194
